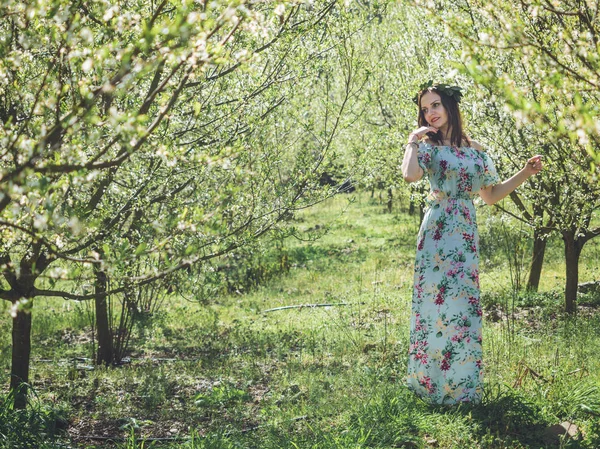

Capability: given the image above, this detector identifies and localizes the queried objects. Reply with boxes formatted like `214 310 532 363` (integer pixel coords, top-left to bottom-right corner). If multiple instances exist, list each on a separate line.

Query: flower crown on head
412 80 464 105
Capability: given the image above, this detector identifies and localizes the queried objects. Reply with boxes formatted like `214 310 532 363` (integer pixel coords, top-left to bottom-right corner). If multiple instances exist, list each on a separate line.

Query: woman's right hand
408 126 439 143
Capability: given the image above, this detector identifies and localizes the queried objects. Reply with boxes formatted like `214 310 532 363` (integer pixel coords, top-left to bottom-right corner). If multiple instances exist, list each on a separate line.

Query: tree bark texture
10 305 32 409
94 265 113 366
563 230 582 314
527 229 547 292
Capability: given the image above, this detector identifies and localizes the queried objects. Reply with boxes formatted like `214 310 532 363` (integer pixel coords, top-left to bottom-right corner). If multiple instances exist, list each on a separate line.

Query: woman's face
420 91 448 131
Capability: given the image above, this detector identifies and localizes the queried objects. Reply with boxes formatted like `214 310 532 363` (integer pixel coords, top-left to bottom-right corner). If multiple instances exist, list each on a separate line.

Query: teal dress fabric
407 142 499 405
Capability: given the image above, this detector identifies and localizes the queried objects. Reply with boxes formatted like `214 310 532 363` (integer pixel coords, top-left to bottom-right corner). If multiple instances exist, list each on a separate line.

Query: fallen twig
263 302 364 313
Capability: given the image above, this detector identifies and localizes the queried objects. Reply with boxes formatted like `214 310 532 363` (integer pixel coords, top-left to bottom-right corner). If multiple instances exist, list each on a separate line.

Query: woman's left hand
524 155 543 176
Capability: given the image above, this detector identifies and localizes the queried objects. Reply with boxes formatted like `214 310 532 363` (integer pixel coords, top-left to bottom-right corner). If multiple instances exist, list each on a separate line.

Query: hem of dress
407 386 483 406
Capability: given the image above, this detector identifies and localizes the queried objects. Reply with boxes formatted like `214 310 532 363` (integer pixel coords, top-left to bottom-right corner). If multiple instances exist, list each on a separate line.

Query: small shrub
515 290 563 309
194 382 251 408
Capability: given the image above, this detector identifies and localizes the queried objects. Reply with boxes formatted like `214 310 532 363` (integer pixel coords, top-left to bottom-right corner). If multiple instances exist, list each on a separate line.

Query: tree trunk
408 199 415 216
527 229 547 292
94 264 113 366
11 304 32 409
386 187 393 213
563 230 582 314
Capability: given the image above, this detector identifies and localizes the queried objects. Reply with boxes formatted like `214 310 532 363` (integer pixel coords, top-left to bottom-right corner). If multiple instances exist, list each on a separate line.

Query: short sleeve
480 151 500 189
417 143 432 173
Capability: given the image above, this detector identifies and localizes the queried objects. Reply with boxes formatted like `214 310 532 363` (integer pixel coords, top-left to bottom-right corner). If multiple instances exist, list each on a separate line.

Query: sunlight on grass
2 191 600 448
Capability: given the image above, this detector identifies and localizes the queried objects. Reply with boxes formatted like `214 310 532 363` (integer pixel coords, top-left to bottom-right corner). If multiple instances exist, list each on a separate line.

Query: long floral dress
406 142 499 405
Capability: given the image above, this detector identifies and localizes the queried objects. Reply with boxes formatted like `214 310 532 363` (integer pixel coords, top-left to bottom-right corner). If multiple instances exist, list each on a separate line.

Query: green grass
1 190 600 448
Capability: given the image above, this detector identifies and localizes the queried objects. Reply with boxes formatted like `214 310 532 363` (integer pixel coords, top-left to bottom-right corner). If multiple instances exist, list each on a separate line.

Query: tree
414 0 600 311
0 0 372 408
467 82 553 292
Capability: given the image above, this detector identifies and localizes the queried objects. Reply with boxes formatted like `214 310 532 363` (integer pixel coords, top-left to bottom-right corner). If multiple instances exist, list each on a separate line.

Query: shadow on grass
447 386 589 449
341 383 592 449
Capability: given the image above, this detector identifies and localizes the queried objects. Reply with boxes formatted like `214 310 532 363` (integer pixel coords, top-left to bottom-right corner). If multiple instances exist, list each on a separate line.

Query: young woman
401 83 543 405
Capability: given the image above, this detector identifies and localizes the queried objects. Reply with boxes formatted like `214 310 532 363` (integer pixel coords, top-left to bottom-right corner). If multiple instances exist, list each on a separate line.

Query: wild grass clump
0 390 67 449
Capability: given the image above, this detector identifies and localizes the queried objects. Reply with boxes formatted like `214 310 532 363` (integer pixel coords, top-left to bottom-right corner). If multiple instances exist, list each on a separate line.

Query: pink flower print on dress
415 350 429 365
414 314 425 332
463 233 477 253
469 269 480 287
434 285 446 306
451 332 465 343
421 152 431 167
419 376 435 394
454 146 466 159
462 205 472 223
446 267 457 278
457 168 471 192
441 358 451 371
439 159 448 180
434 293 444 305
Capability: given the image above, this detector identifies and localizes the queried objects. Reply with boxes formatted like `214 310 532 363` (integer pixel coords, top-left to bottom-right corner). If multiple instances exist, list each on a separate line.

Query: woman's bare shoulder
468 139 484 151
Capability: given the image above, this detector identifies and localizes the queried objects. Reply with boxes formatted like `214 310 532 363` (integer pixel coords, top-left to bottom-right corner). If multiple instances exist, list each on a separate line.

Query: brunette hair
416 88 470 148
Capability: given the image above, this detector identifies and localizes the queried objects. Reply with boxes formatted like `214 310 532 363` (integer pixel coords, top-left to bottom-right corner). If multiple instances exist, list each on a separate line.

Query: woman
401 82 543 405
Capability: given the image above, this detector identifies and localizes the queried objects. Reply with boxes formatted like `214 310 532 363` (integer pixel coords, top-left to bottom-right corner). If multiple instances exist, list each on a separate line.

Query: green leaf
135 243 147 256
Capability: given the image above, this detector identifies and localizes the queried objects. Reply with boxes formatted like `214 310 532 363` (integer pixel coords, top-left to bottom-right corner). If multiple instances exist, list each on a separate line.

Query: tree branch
187 5 299 87
582 227 600 245
37 61 194 175
0 192 11 214
0 221 99 264
509 191 532 221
